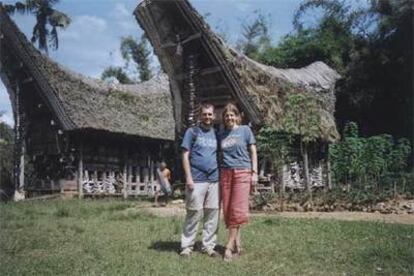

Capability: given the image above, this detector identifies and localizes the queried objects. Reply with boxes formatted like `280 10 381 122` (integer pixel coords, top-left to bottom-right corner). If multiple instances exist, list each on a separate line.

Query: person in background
180 103 220 258
154 161 172 207
219 103 258 262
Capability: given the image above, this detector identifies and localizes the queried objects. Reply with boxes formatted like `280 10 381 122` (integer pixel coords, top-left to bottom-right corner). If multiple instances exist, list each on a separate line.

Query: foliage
101 66 132 84
4 0 71 53
120 34 153 82
236 10 271 61
252 192 275 208
0 115 14 197
258 17 353 70
329 122 412 192
102 35 154 84
257 127 294 172
257 94 321 192
254 0 413 141
282 93 320 144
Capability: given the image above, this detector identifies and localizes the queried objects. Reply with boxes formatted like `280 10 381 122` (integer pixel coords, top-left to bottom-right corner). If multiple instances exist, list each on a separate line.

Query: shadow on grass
149 241 226 256
149 241 181 253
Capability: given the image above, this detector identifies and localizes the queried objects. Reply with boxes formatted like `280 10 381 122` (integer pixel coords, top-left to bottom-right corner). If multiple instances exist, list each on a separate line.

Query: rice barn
135 0 341 192
0 6 175 198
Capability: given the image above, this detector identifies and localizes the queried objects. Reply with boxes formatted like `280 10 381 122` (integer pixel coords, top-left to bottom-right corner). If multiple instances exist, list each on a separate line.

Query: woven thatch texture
227 49 340 141
0 9 174 141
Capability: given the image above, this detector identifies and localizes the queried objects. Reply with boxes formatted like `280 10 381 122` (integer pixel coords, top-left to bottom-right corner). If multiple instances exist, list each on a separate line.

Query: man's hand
186 178 195 191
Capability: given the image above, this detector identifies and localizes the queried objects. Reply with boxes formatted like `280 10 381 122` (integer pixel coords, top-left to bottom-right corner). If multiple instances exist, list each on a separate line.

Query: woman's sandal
223 247 233 262
233 244 243 256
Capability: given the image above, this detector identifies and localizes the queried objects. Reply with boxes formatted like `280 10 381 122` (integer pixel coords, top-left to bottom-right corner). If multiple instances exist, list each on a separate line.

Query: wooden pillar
326 160 332 190
18 143 25 191
77 143 83 198
143 167 149 183
137 166 141 183
149 157 154 183
259 159 266 178
123 163 128 199
13 80 25 195
133 166 137 183
281 165 287 195
128 165 133 184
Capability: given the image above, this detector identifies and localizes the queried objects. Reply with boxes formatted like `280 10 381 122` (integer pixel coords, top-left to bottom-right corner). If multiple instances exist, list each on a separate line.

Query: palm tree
4 0 71 54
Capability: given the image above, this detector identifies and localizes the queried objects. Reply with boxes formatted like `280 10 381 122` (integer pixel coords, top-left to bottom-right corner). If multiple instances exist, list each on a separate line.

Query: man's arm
182 150 195 191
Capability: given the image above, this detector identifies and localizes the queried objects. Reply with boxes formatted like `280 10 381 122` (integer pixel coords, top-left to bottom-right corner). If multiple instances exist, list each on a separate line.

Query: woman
219 103 258 261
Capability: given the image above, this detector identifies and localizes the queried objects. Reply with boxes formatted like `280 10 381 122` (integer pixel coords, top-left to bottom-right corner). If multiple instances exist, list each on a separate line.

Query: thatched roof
135 0 340 142
0 6 174 141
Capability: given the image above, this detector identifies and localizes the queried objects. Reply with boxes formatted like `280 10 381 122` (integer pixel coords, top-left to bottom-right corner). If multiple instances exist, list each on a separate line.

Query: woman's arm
249 144 258 186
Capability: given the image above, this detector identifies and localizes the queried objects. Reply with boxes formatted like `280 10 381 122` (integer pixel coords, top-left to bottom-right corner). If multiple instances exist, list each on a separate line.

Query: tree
257 0 412 142
120 34 153 82
4 0 71 54
257 127 294 193
102 35 154 84
236 11 271 60
258 16 354 70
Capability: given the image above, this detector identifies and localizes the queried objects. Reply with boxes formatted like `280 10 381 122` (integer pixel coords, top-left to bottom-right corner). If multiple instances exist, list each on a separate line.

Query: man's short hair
199 102 214 112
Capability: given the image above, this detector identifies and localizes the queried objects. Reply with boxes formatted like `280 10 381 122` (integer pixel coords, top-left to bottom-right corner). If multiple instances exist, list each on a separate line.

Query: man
154 161 172 207
180 103 219 257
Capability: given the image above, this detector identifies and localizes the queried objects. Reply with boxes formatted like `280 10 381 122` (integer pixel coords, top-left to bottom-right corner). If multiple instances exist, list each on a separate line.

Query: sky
0 0 305 126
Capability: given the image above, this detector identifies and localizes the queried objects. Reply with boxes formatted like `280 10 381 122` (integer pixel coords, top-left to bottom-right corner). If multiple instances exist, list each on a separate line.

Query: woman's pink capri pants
220 168 252 228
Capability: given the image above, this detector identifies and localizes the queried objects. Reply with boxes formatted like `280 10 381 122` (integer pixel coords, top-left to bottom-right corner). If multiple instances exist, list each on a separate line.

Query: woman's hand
251 172 258 184
251 171 258 194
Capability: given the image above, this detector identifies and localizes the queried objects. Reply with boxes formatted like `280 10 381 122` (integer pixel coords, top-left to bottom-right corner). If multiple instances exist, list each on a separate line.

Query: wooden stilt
123 163 128 199
77 143 83 198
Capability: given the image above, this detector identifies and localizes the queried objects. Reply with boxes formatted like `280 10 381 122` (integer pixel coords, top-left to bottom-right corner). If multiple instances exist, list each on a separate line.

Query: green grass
1 199 413 275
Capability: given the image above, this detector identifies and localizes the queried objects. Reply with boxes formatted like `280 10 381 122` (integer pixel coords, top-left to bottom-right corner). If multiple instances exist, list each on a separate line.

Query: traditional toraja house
135 0 341 190
0 6 175 198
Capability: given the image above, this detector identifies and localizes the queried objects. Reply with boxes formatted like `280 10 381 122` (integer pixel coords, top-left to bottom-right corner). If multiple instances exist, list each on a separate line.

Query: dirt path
255 211 414 225
142 203 414 225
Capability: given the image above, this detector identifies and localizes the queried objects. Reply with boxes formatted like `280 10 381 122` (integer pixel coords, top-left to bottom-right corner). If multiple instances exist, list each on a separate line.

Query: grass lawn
1 199 413 275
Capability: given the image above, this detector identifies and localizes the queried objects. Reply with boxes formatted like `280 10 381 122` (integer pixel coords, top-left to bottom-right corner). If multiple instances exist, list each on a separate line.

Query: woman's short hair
222 103 242 124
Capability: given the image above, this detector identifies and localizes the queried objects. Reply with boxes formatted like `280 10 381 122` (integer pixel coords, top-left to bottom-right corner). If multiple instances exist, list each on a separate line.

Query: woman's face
224 111 238 128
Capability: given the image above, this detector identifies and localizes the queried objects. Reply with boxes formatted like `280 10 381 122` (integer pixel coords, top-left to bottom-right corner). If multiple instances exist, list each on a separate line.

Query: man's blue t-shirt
181 126 218 182
219 125 256 169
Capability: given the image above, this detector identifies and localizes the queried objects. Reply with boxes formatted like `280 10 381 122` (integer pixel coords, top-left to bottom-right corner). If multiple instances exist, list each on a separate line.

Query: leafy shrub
329 122 412 193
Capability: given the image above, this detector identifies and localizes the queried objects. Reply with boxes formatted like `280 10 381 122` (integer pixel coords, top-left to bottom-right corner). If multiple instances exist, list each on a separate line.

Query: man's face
200 106 215 126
